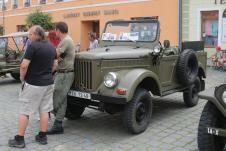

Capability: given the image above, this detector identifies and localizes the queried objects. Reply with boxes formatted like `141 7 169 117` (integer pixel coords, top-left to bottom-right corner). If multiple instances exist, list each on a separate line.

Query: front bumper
68 89 127 105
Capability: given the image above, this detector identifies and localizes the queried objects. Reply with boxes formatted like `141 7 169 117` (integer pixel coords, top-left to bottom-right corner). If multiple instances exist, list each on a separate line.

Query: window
39 0 46 4
2 4 6 10
24 0 30 7
201 11 219 48
0 0 8 10
17 25 27 32
12 0 18 9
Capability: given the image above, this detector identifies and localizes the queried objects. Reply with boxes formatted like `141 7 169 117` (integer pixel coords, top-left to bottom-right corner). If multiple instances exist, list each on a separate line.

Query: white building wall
189 0 226 56
182 0 189 41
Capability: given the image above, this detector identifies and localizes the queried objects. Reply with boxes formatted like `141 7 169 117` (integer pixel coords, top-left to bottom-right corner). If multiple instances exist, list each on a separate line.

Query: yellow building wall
0 0 179 50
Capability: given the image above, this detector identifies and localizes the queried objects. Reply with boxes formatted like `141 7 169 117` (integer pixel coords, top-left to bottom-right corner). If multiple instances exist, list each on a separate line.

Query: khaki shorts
19 82 54 116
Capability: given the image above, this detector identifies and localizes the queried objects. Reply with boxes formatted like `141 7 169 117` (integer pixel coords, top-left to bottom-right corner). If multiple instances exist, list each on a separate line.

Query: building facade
0 0 184 50
189 0 226 56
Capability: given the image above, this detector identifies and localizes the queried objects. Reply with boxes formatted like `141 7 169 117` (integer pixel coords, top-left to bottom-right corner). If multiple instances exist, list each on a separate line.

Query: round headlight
222 91 226 104
104 72 118 88
153 45 161 53
215 84 226 108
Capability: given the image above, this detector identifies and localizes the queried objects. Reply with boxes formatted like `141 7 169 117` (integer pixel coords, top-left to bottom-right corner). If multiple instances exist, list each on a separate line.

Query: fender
198 63 206 78
199 92 226 118
117 69 161 101
197 50 207 78
97 69 161 102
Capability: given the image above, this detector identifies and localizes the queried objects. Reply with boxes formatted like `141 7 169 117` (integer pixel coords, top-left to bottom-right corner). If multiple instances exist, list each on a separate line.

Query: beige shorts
19 82 54 116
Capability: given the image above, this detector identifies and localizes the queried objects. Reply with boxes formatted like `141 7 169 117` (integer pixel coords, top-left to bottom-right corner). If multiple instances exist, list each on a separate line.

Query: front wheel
122 88 152 134
183 77 201 107
10 73 20 81
65 97 85 120
198 102 226 151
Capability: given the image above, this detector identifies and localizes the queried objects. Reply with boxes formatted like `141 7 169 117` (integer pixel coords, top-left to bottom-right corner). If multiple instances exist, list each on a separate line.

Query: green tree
26 10 54 30
0 26 4 35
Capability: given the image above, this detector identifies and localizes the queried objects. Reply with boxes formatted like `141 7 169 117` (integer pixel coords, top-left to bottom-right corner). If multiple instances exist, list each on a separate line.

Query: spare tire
176 49 198 86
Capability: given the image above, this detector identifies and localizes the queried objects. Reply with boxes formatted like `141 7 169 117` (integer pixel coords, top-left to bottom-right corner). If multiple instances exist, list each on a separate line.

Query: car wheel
122 88 152 134
198 102 225 151
176 49 198 86
65 97 85 120
10 73 20 81
183 77 201 107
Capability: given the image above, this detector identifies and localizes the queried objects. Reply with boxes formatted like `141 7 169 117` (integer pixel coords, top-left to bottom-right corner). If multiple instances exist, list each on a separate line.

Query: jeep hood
76 46 153 60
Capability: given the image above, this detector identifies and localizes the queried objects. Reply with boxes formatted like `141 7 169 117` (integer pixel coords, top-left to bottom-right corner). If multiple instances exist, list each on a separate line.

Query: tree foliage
0 26 3 35
26 10 54 30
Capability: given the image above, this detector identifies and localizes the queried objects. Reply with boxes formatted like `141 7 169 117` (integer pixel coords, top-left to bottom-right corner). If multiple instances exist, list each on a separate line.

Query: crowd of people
8 22 98 148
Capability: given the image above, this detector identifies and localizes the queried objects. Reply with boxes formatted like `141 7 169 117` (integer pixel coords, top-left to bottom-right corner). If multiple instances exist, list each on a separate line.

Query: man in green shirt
47 22 75 134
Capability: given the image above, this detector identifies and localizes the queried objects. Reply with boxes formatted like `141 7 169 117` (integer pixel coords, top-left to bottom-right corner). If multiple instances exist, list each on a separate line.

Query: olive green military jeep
0 32 28 80
67 18 207 134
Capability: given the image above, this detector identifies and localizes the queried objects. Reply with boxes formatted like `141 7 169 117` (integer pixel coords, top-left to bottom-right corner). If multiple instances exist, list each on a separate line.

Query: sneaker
35 134 47 145
8 135 25 148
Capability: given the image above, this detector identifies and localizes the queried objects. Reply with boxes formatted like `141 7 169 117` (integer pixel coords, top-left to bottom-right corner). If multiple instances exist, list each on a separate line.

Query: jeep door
158 55 178 92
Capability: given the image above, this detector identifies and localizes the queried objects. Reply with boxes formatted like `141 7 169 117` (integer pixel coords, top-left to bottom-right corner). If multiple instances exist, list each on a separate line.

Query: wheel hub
136 101 147 123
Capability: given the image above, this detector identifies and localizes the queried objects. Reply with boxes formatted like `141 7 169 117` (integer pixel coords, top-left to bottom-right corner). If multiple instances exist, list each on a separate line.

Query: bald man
8 25 57 148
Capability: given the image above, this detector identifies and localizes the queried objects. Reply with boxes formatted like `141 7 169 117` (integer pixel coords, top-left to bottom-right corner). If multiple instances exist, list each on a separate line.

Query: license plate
207 127 219 136
68 90 91 99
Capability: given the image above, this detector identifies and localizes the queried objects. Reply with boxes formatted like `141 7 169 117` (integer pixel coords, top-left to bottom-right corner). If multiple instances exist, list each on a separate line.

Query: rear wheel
183 77 201 107
122 88 152 134
198 102 226 151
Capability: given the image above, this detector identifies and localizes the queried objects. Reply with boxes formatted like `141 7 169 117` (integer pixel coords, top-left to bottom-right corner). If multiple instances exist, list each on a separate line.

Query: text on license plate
68 90 91 99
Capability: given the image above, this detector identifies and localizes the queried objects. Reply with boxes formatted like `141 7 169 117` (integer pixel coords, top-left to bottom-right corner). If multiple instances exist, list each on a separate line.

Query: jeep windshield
101 20 158 42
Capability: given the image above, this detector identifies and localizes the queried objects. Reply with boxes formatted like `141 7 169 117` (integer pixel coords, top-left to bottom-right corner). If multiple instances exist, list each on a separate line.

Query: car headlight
104 72 118 88
222 91 226 104
214 84 226 108
153 45 161 53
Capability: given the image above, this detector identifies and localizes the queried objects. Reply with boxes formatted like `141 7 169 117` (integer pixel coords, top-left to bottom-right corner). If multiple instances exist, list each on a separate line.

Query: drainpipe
178 0 182 50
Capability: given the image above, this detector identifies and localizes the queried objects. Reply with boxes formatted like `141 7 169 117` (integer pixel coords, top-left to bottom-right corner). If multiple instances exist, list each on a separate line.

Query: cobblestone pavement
0 67 225 151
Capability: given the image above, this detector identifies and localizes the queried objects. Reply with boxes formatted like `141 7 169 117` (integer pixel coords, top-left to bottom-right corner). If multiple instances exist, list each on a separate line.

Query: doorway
80 20 99 51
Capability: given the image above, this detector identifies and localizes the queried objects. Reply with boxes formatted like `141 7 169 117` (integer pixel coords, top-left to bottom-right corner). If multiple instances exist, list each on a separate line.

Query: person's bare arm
20 59 31 81
56 40 68 62
52 59 58 73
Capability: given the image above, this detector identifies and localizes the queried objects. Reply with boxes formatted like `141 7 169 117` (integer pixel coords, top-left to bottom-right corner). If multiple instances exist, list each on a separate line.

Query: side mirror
163 40 170 48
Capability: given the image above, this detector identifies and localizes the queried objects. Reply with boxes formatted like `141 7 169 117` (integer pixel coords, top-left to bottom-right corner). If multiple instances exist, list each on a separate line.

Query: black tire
183 77 201 107
10 73 20 81
65 97 85 120
122 88 152 134
177 49 198 86
198 102 225 151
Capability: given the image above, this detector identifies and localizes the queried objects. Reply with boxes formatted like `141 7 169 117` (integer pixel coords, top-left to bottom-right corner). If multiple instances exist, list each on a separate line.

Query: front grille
74 59 92 90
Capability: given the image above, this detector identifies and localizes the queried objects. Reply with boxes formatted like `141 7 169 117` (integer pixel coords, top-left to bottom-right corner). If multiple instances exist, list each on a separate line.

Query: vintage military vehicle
0 31 54 81
0 32 28 80
67 18 207 134
198 84 226 151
